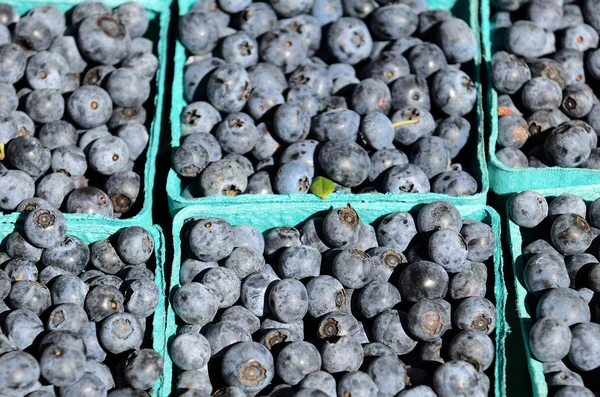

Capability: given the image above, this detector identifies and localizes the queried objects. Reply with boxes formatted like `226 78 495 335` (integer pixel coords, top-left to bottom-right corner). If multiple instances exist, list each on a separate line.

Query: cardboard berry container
166 0 489 216
504 185 600 397
0 216 170 396
166 201 507 396
481 1 600 199
2 0 172 226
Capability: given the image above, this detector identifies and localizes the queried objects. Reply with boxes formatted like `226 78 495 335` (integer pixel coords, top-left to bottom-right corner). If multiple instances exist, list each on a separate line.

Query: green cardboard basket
166 0 489 216
481 1 600 197
504 185 600 397
2 0 172 227
0 217 171 396
166 202 507 396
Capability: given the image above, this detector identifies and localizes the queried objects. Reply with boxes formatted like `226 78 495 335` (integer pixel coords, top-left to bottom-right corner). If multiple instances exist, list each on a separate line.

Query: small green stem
391 119 421 128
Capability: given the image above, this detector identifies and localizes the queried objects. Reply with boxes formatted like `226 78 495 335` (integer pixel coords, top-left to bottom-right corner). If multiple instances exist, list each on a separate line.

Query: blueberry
0 351 40 396
286 85 323 117
408 43 447 78
454 297 496 335
327 18 373 65
497 114 528 149
321 336 364 373
529 317 571 363
40 342 87 386
171 333 211 370
318 140 370 187
51 274 88 306
85 360 115 391
357 281 401 319
77 14 130 65
4 309 44 350
509 191 548 228
7 136 51 177
123 278 159 317
239 3 278 37
391 106 435 146
25 89 64 123
433 360 488 397
396 386 436 397
201 267 241 309
398 261 448 303
506 21 551 58
46 302 88 334
85 284 124 322
367 356 407 395
98 311 143 354
312 109 359 142
15 16 53 51
265 226 302 257
8 280 51 316
276 341 321 385
6 230 42 262
551 214 593 255
0 43 26 84
526 58 566 89
432 68 477 117
261 29 308 74
336 371 377 397
58 372 106 397
437 17 476 63
569 322 600 371
428 229 468 273
449 262 487 300
460 222 495 262
350 78 391 116
104 171 141 214
382 164 430 193
496 147 528 168
0 170 35 210
26 51 69 90
369 3 417 40
368 149 408 182
269 279 308 323
221 342 274 393
372 309 417 354
553 387 596 397
4 258 37 281
173 282 218 326
220 305 261 334
224 246 266 279
299 371 336 397
68 86 113 129
409 136 451 179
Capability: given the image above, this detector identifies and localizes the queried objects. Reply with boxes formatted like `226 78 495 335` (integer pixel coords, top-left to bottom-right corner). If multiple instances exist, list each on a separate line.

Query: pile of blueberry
0 1 158 218
492 0 600 169
0 206 163 396
174 0 480 197
171 201 498 396
509 190 600 395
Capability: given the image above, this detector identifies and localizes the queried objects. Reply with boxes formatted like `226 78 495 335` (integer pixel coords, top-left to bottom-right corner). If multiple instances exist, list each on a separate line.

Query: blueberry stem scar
392 119 421 128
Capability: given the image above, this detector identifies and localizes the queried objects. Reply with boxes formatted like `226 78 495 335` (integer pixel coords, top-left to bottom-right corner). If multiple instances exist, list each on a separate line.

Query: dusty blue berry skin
372 310 417 355
221 342 274 393
366 356 407 395
322 205 361 248
7 136 51 177
391 106 435 146
312 109 359 142
189 217 235 262
88 136 130 175
184 132 222 162
279 245 321 280
569 322 600 371
398 261 449 302
274 103 311 144
77 13 130 65
364 51 409 85
428 230 468 273
320 336 364 373
4 258 37 281
179 258 216 285
199 159 248 197
331 249 373 288
265 226 302 257
183 58 225 103
201 267 241 309
4 309 44 350
327 18 372 65
351 78 391 116
40 342 86 386
432 170 477 196
390 75 431 113
561 84 595 119
0 44 26 84
260 29 308 74
24 88 64 123
370 3 416 40
377 212 416 252
432 69 477 117
216 112 259 155
318 140 370 187
275 160 312 195
299 371 336 397
410 136 451 179
520 77 563 113
509 190 548 228
207 64 252 113
173 143 209 178
26 51 68 91
123 348 163 391
548 194 587 220
233 224 264 252
239 3 277 38
222 31 259 69
551 214 593 255
240 270 279 318
357 281 401 319
0 350 40 396
170 333 211 370
224 246 266 279
448 329 494 372
287 85 322 117
35 173 74 208
360 112 394 150
205 321 252 356
105 67 150 108
8 280 52 316
220 305 261 334
15 16 53 51
382 164 430 194
173 282 218 326
396 386 437 397
288 63 331 97
306 275 345 318
459 221 495 262
408 43 447 79
545 123 591 168
454 297 497 335
276 342 321 385
528 317 571 363
68 86 112 129
23 207 66 249
246 88 284 120
115 122 148 161
178 12 218 55
368 149 408 182
124 278 160 317
437 17 476 63
407 299 452 342
269 279 308 323
433 360 488 397
0 170 34 210
496 147 528 168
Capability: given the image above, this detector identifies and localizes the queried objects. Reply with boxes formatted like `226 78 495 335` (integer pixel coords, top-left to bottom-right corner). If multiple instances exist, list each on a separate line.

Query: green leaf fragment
310 176 335 199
